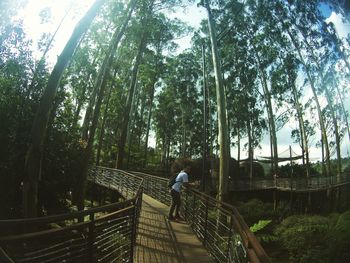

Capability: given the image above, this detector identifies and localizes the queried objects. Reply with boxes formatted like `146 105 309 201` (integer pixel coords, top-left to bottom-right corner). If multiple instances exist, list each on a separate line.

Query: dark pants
169 189 181 218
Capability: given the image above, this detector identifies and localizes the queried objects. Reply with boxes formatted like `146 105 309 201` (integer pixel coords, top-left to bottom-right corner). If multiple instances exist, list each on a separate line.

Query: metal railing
229 173 350 192
131 171 269 263
0 167 143 263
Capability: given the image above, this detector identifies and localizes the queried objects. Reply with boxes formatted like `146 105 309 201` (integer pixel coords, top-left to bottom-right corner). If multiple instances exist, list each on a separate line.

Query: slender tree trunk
290 78 310 178
202 44 207 191
126 82 140 168
137 96 145 149
143 85 155 167
336 85 350 143
28 5 72 95
116 31 147 169
95 76 115 166
181 104 186 157
75 0 137 210
23 0 106 218
287 30 331 176
237 127 241 163
247 119 253 180
246 26 279 174
324 86 342 176
205 0 230 202
73 49 101 126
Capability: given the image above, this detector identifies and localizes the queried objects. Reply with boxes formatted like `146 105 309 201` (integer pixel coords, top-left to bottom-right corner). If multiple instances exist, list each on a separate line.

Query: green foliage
250 219 272 233
278 163 320 178
237 199 275 226
274 214 332 262
250 220 277 244
327 210 350 262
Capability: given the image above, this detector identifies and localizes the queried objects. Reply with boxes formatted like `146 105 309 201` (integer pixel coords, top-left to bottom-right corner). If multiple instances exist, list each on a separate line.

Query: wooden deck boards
134 194 214 263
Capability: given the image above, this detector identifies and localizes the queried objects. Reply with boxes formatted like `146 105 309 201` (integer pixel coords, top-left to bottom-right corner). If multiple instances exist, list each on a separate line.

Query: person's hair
171 158 194 175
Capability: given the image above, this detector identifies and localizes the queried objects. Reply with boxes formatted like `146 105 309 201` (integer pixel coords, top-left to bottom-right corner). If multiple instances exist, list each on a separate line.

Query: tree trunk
95 78 114 166
287 30 331 176
290 77 310 178
116 31 147 169
324 86 341 176
75 0 137 210
23 0 106 218
73 49 101 126
127 82 140 168
143 85 155 167
181 104 186 157
205 0 230 202
336 84 350 143
202 44 208 191
247 119 253 180
28 5 72 96
245 25 279 175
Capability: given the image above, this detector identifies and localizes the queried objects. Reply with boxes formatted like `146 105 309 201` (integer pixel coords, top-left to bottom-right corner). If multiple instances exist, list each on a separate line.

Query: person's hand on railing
183 180 200 190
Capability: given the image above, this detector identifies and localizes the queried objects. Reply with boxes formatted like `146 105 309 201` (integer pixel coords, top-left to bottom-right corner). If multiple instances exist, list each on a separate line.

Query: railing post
192 192 197 229
226 215 233 263
131 188 144 263
88 213 95 263
184 190 189 220
203 195 209 247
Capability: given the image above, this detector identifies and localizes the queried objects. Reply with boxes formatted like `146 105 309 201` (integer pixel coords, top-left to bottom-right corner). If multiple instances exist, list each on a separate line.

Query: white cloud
326 11 350 38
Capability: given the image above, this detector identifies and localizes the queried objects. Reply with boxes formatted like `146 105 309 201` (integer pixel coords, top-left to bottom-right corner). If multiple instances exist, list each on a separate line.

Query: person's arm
182 173 199 188
182 172 189 188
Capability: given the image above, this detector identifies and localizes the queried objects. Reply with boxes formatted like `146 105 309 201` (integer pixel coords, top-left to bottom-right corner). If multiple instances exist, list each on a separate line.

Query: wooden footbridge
0 167 269 263
229 174 350 192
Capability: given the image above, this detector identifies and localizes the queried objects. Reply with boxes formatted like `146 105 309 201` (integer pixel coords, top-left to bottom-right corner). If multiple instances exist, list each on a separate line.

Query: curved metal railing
229 173 350 192
131 171 269 263
0 168 270 263
0 167 143 263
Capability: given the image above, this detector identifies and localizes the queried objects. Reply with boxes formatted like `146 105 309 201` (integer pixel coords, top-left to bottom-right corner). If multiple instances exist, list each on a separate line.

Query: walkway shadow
135 201 185 263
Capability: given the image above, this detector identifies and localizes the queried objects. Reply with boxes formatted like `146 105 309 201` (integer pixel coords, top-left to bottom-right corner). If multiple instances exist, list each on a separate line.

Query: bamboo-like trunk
116 32 147 169
23 0 106 218
76 0 137 210
202 44 208 191
290 77 310 178
324 86 342 176
95 73 115 166
143 85 155 167
205 0 230 202
287 30 331 176
247 27 279 174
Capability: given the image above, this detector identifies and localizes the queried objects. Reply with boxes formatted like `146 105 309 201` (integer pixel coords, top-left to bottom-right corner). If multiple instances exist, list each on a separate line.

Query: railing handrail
229 173 350 192
0 168 144 263
0 198 136 226
0 168 270 263
130 170 269 263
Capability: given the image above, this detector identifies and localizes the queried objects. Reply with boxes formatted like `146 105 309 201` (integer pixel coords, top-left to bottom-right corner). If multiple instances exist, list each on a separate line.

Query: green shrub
274 215 331 262
237 199 275 225
250 219 277 243
327 210 350 262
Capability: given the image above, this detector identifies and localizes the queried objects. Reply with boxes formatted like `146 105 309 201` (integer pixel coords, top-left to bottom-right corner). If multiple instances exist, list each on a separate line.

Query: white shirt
172 171 189 192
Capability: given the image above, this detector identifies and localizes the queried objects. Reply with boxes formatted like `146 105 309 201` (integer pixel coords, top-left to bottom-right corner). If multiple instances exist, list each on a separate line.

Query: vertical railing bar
203 195 209 247
88 213 95 263
226 215 233 263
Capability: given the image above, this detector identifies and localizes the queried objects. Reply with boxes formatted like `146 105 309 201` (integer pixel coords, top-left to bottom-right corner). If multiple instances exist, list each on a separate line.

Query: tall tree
23 0 106 217
203 0 230 202
76 0 138 210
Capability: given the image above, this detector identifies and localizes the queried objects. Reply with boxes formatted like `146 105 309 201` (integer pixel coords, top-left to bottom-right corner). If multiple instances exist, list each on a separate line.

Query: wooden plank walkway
135 194 214 263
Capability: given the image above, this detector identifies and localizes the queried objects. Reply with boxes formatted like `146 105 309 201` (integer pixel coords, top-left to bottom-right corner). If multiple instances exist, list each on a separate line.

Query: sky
18 0 350 161
19 0 94 63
